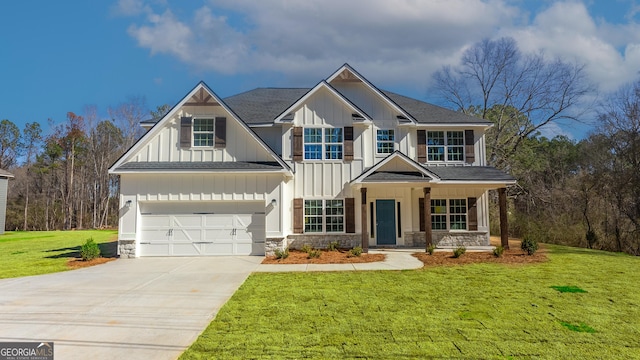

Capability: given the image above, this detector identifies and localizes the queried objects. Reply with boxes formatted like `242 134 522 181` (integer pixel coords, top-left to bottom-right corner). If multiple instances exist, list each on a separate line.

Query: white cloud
122 0 640 93
112 0 150 16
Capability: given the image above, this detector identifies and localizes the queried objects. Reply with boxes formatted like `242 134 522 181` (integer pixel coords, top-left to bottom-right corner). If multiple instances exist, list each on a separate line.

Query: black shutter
465 129 475 164
215 117 226 148
419 198 425 232
180 117 192 148
467 197 478 231
345 198 355 233
344 126 354 161
417 130 426 163
293 127 303 161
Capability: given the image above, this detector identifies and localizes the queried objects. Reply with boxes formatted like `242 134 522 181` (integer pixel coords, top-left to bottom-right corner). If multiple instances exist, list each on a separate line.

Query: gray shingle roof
363 171 432 182
382 91 492 125
221 88 491 125
116 161 285 171
224 88 309 125
424 166 516 182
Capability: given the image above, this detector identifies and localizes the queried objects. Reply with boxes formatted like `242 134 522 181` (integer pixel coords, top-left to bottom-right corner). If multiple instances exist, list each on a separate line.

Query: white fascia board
274 80 371 123
351 151 439 183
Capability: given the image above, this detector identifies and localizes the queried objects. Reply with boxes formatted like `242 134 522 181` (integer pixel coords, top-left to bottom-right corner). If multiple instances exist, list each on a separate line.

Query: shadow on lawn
44 241 118 259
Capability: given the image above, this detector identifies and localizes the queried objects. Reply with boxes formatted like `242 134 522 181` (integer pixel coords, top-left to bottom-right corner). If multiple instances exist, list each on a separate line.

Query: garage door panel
139 202 265 256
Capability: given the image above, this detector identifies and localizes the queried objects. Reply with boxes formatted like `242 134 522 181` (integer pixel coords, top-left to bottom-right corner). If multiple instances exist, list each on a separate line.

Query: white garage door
139 202 265 256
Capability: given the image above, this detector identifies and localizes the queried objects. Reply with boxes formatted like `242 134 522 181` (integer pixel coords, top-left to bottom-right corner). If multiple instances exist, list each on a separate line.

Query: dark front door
376 200 396 245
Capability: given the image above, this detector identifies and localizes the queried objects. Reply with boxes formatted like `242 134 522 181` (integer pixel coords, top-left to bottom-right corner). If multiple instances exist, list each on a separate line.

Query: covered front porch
351 152 515 253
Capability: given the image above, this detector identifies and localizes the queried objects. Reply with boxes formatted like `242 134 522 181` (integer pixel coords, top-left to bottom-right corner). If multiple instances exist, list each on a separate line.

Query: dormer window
376 129 395 154
193 118 215 147
427 131 464 162
304 128 343 160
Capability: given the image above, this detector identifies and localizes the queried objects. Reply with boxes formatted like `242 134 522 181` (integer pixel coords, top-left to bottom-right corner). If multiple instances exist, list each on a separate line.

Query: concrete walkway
0 257 262 360
255 249 424 272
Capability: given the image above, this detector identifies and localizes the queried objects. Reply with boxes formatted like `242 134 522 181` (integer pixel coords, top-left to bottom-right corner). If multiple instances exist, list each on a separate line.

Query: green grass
551 285 587 293
0 230 117 279
181 245 640 359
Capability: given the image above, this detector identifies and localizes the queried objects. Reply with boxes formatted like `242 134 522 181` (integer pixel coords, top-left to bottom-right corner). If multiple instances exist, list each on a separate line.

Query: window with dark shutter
467 197 478 231
215 117 226 148
345 197 355 233
293 198 303 233
180 117 192 148
293 127 303 161
344 126 354 161
417 130 426 163
465 129 475 164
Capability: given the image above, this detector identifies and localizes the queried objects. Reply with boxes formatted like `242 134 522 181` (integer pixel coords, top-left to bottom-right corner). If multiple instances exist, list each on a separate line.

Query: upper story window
304 128 343 160
376 129 395 154
427 131 464 162
193 118 214 147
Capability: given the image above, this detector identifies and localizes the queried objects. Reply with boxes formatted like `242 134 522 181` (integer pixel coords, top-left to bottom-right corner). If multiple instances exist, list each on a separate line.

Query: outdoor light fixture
271 199 277 207
125 200 132 208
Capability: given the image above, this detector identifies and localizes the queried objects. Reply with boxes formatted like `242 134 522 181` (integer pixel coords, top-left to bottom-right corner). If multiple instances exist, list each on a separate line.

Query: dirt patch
413 238 548 267
262 250 385 264
67 257 116 269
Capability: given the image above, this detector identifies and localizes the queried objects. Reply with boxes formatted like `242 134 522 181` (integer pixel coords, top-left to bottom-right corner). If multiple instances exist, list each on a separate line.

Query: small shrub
80 238 101 261
307 249 321 259
427 244 436 255
327 241 340 251
274 248 289 259
493 245 504 258
521 235 539 255
301 244 313 253
452 246 466 258
348 246 363 257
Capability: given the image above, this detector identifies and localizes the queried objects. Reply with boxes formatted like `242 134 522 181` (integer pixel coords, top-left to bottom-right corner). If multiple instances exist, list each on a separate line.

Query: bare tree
433 37 593 169
0 119 22 169
22 122 42 230
108 96 148 149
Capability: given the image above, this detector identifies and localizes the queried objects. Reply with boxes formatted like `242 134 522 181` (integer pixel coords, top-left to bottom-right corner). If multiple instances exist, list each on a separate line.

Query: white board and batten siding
131 105 274 164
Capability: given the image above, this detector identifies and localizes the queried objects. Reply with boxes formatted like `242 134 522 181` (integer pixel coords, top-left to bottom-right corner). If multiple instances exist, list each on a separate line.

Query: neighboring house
0 169 14 234
109 64 515 258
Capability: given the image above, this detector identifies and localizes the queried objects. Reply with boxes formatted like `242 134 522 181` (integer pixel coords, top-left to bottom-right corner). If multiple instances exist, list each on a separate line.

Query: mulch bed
413 247 548 266
67 257 116 269
262 250 385 264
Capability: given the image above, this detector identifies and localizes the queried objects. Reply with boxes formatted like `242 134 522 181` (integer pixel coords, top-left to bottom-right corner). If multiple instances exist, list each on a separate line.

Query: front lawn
0 230 117 279
181 245 640 359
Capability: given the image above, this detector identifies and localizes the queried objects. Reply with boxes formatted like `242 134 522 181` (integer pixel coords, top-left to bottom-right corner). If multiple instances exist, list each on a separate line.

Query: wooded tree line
4 98 169 232
434 37 640 255
3 37 639 255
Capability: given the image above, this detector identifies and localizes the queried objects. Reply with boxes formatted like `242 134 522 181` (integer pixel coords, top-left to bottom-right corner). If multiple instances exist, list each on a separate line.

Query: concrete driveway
0 257 262 360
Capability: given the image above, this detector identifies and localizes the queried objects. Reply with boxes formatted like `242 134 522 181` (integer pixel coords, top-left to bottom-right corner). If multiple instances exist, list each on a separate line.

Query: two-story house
109 64 515 257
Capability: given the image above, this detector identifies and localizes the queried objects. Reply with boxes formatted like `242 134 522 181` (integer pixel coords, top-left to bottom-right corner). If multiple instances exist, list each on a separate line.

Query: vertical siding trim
293 198 303 233
180 117 192 148
467 196 478 231
417 130 426 163
465 129 475 164
215 117 226 148
344 126 354 161
345 197 355 233
293 127 303 162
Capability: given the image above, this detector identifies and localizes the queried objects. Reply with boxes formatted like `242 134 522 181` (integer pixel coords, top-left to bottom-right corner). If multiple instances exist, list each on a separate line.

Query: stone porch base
404 231 489 247
118 240 136 258
265 234 361 256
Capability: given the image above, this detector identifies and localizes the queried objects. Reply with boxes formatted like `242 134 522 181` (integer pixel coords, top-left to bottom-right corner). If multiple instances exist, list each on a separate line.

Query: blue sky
2 0 639 140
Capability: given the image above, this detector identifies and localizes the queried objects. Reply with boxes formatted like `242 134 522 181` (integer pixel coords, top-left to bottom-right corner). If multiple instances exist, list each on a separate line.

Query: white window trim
426 130 465 163
303 198 346 234
376 129 395 155
192 117 215 147
303 127 343 161
430 198 467 231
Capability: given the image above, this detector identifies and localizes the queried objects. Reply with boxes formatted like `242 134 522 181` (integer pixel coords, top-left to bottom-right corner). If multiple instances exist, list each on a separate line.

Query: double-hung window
304 199 344 233
376 129 395 154
427 131 464 162
304 128 343 160
427 198 467 230
193 118 214 147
